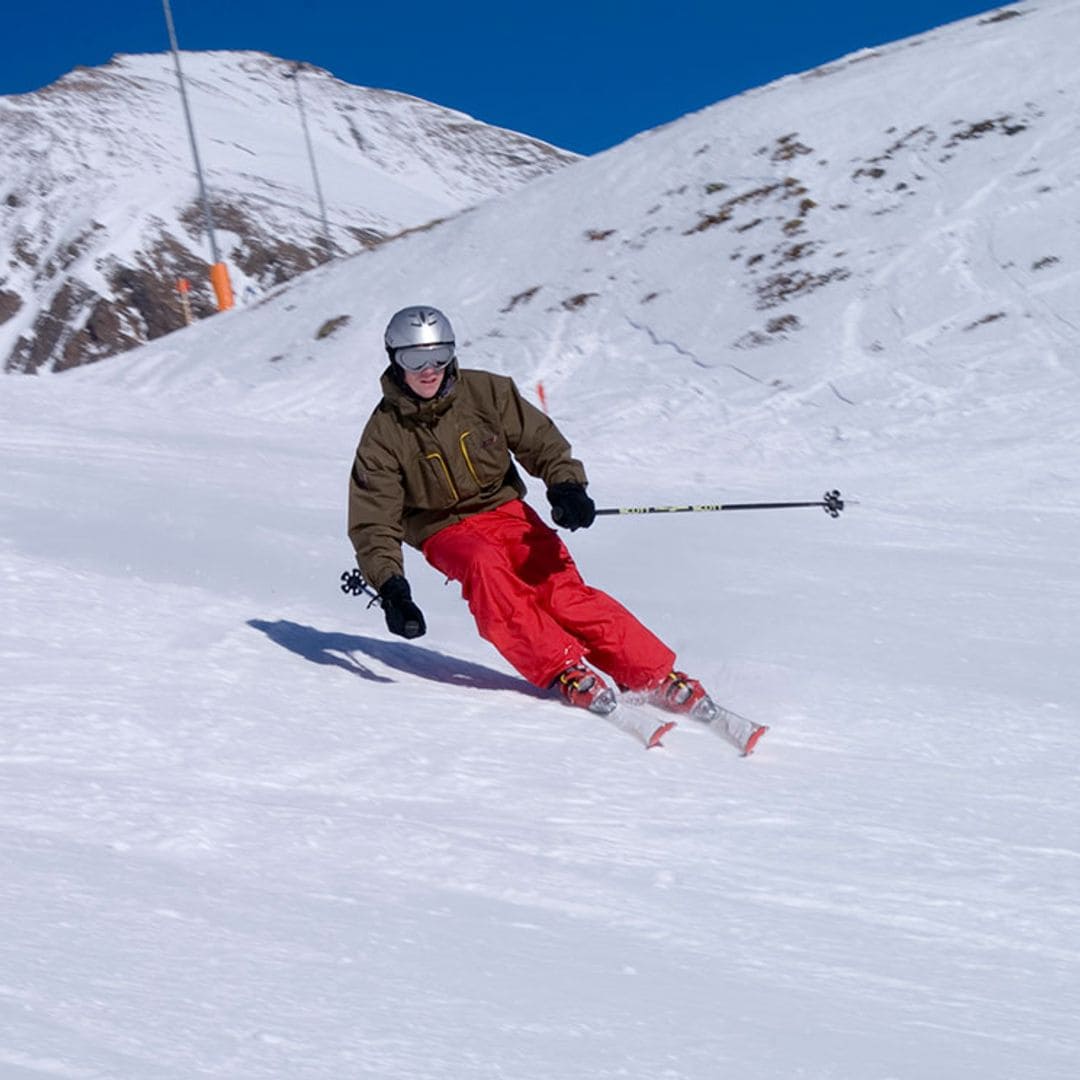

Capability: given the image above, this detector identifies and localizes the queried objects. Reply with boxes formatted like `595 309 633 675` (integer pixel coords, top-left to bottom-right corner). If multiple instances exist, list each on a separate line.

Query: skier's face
403 364 446 399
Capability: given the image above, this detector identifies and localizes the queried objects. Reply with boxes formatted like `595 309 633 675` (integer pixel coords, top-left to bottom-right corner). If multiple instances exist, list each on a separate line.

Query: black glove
546 482 596 531
378 575 426 639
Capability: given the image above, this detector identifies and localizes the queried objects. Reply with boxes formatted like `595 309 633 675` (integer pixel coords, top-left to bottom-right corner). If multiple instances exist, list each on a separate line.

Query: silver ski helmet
384 305 455 370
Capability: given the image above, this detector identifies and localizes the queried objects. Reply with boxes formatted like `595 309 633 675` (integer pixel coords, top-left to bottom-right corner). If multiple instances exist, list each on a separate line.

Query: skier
347 305 718 721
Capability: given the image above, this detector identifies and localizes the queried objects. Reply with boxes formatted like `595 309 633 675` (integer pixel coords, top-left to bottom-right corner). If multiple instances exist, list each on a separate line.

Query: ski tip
742 724 769 757
647 720 677 749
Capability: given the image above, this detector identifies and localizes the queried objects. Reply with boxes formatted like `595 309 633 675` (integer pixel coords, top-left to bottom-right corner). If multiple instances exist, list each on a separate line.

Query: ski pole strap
595 490 846 519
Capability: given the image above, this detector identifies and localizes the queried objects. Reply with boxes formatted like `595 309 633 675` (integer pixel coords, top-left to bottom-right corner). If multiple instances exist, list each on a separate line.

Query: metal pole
290 62 330 246
594 491 848 519
161 0 220 264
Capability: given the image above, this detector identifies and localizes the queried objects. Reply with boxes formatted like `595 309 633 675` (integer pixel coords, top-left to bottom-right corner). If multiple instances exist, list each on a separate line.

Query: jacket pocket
415 451 459 507
459 429 508 492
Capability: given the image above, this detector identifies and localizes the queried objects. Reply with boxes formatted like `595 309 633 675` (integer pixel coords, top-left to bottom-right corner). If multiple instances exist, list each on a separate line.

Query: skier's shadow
248 619 548 698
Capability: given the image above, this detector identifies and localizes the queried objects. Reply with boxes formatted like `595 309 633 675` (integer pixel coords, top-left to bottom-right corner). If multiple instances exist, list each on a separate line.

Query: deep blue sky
6 1 1004 155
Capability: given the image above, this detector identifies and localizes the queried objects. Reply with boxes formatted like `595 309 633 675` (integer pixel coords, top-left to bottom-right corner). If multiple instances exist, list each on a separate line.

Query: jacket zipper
459 431 482 487
424 451 459 500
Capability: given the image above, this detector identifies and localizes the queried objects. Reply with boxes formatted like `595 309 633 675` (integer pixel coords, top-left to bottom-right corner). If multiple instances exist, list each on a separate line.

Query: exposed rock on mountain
0 51 578 374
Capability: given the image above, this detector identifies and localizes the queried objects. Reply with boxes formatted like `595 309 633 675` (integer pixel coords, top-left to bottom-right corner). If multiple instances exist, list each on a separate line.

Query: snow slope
1 3 1078 1078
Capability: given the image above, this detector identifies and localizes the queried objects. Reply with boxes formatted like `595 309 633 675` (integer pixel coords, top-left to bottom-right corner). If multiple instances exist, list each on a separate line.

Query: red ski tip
742 725 769 757
647 720 677 749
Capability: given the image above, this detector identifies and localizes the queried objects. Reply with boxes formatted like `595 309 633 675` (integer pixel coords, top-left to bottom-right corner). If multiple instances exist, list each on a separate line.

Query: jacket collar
380 362 459 423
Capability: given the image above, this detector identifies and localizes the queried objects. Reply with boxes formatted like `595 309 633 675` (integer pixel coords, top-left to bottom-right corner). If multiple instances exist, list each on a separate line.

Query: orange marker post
209 262 234 312
177 278 193 325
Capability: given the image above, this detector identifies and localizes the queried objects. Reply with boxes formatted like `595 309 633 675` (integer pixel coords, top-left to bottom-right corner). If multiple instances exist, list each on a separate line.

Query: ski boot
648 671 716 721
557 665 618 716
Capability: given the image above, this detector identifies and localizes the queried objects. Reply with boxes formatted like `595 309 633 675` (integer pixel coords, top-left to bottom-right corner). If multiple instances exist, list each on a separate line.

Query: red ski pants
422 499 675 689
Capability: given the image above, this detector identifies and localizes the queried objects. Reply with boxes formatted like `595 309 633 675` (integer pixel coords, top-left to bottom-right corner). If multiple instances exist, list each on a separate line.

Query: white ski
690 696 768 755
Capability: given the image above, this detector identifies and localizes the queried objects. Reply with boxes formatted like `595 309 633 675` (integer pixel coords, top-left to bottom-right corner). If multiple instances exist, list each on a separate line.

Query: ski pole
595 489 847 519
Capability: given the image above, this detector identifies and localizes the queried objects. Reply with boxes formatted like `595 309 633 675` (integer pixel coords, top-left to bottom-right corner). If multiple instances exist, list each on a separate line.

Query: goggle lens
395 344 455 372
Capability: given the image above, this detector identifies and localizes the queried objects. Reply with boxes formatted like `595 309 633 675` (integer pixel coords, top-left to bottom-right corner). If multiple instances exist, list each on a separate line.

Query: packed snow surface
2 2 1078 1077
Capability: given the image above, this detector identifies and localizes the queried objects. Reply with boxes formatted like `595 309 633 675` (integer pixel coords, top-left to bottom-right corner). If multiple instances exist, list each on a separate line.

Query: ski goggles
394 343 455 372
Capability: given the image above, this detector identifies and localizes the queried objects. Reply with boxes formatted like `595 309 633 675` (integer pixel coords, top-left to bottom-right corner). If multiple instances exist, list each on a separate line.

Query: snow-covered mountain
0 50 577 374
1 3 1077 1078
75 1 1079 511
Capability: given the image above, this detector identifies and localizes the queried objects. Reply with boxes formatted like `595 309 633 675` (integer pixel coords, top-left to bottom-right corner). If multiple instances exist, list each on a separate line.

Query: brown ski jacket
348 365 587 589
